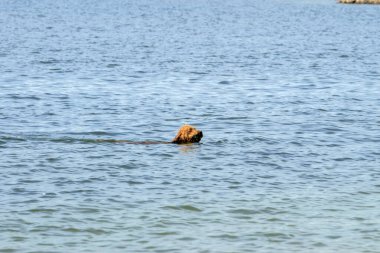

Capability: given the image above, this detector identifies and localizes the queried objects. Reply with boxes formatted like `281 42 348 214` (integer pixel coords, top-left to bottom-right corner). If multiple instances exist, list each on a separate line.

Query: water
1 0 380 252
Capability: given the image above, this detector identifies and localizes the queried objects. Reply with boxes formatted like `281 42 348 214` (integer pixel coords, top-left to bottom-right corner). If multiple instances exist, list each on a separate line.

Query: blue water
1 0 380 252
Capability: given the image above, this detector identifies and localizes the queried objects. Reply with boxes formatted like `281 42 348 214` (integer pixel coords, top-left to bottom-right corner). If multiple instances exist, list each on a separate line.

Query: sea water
0 0 379 252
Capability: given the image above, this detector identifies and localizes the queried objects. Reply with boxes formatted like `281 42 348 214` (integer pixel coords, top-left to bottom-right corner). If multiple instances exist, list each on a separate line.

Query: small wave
228 207 285 215
64 131 120 136
50 137 78 143
75 207 100 214
17 179 42 184
8 95 41 100
106 63 120 68
38 59 60 64
163 205 202 212
46 157 60 162
189 71 208 75
333 157 353 162
123 180 144 185
28 208 57 213
227 209 260 215
62 227 110 235
0 136 27 141
261 232 293 239
51 137 132 144
207 139 228 145
210 234 238 239
151 231 179 236
215 116 248 120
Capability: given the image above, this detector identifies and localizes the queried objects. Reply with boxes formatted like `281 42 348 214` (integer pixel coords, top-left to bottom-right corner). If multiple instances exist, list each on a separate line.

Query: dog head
172 125 203 144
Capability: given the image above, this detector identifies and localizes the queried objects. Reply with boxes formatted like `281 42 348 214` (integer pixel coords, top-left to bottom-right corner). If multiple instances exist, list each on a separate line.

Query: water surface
1 0 380 252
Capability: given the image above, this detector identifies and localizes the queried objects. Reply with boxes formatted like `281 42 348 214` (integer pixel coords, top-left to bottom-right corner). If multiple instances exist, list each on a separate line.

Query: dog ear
172 134 184 144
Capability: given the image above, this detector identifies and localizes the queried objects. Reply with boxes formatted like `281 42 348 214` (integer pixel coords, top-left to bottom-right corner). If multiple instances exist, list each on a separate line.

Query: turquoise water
1 0 380 252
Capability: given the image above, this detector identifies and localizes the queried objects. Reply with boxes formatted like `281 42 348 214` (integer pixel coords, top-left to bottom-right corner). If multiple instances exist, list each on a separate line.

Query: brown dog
172 125 203 144
95 125 203 144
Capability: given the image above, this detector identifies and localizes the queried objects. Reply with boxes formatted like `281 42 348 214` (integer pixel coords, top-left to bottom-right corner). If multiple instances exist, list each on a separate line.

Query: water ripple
1 0 379 252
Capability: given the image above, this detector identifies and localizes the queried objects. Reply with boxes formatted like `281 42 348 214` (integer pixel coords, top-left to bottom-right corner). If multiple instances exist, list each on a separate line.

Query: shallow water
1 0 380 252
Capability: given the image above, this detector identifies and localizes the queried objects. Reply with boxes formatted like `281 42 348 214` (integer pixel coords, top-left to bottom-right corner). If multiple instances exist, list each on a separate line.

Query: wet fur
172 125 203 144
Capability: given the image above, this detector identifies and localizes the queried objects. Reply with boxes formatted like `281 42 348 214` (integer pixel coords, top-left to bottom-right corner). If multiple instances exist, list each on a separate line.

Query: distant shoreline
339 0 380 4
